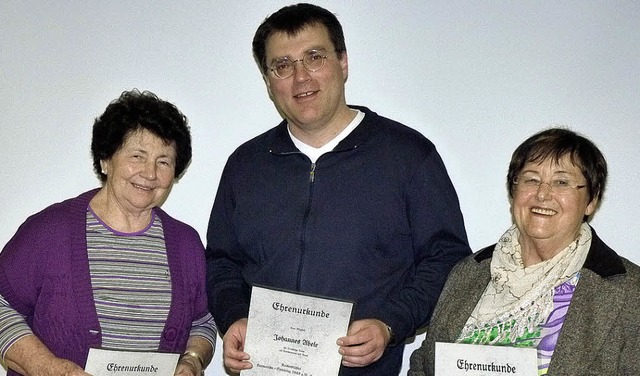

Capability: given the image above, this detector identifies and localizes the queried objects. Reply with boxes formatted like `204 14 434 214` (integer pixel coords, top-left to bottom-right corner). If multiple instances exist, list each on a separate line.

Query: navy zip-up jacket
206 106 471 375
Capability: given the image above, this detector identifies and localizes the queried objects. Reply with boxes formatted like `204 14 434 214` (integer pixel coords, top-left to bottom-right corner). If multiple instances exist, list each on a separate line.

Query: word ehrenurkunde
457 359 517 373
272 302 331 318
106 363 159 372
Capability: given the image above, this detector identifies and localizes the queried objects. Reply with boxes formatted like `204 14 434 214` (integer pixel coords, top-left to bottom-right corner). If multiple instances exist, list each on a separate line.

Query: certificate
84 348 180 376
435 342 537 376
242 285 354 376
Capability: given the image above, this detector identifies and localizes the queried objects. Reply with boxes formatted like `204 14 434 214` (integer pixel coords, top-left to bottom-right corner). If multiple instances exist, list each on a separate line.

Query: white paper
242 286 353 376
84 348 180 376
435 342 538 376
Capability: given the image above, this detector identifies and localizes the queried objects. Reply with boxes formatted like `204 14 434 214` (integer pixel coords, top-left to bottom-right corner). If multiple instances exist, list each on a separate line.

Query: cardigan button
164 328 177 340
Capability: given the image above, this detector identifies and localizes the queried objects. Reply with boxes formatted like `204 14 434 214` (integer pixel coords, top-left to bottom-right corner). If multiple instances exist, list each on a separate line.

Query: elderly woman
0 90 216 376
409 128 640 375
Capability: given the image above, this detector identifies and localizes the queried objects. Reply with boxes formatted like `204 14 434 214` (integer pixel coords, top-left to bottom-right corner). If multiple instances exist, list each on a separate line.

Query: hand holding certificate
242 286 354 376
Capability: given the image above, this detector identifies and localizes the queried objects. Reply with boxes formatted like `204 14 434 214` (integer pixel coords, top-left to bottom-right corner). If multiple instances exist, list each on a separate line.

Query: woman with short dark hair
0 90 216 376
409 128 640 375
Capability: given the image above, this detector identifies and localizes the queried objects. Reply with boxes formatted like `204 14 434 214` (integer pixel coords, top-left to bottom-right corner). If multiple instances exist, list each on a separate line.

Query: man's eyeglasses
269 49 329 79
513 174 586 194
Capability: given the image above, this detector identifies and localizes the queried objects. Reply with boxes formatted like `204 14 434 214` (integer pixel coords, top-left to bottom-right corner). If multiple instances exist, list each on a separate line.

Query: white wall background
1 1 638 375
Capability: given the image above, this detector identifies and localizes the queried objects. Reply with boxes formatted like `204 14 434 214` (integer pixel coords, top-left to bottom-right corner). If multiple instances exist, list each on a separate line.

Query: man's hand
337 319 391 367
222 318 252 373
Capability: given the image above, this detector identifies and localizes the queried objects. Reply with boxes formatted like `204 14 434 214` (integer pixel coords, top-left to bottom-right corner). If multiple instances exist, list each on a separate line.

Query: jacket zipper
297 162 316 289
309 162 316 183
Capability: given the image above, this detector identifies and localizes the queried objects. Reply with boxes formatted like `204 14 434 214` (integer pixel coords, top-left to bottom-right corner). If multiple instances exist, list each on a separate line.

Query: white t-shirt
288 109 365 163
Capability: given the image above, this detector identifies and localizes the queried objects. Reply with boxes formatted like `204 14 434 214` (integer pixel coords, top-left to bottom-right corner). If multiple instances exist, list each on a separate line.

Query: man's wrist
385 324 396 346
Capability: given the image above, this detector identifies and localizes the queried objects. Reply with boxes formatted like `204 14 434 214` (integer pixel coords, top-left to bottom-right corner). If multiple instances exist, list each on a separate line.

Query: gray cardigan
408 227 640 376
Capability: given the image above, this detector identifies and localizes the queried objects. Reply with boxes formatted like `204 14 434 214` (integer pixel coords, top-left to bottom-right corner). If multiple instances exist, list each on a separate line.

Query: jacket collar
473 226 626 278
268 105 375 155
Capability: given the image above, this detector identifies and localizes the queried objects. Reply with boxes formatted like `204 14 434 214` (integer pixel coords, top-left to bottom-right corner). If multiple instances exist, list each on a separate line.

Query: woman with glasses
409 128 640 375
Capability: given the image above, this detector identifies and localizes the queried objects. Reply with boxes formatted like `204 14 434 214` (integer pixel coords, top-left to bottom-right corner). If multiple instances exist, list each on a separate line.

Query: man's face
264 23 349 133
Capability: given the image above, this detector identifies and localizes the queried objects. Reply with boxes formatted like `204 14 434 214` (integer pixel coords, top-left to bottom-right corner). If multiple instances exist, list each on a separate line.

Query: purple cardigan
0 189 210 372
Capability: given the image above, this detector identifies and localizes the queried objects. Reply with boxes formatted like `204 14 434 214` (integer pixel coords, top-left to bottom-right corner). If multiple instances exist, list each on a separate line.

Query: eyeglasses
269 49 329 79
513 175 586 194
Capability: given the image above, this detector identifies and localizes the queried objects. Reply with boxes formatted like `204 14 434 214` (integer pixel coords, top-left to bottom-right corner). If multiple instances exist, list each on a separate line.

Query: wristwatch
385 324 396 346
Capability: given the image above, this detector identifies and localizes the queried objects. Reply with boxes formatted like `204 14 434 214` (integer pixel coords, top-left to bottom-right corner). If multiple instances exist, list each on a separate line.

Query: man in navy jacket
206 4 471 375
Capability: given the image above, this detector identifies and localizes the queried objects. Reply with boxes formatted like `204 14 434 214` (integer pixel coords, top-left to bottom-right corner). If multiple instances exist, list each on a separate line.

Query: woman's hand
174 357 202 376
44 358 90 376
4 334 91 376
9 353 89 376
174 336 213 376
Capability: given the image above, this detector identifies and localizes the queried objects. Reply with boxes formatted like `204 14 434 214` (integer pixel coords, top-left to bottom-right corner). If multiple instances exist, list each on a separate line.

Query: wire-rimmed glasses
513 174 586 194
269 49 329 79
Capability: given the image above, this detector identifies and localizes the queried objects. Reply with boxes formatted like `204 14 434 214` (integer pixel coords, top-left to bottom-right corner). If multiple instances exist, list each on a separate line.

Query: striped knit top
87 208 174 350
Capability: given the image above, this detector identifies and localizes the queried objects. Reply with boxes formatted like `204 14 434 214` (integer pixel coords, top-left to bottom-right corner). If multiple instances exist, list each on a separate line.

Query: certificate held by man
242 285 354 375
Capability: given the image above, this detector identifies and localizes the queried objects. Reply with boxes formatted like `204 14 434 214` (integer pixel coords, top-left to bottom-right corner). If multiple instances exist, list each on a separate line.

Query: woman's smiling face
101 128 176 215
511 154 597 259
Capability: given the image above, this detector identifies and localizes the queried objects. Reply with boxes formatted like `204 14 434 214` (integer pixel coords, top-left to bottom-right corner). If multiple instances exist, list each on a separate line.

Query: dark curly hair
507 127 607 205
252 3 347 75
91 89 191 182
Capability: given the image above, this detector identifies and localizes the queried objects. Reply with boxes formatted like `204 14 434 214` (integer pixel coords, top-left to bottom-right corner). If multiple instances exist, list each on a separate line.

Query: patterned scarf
459 223 592 344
